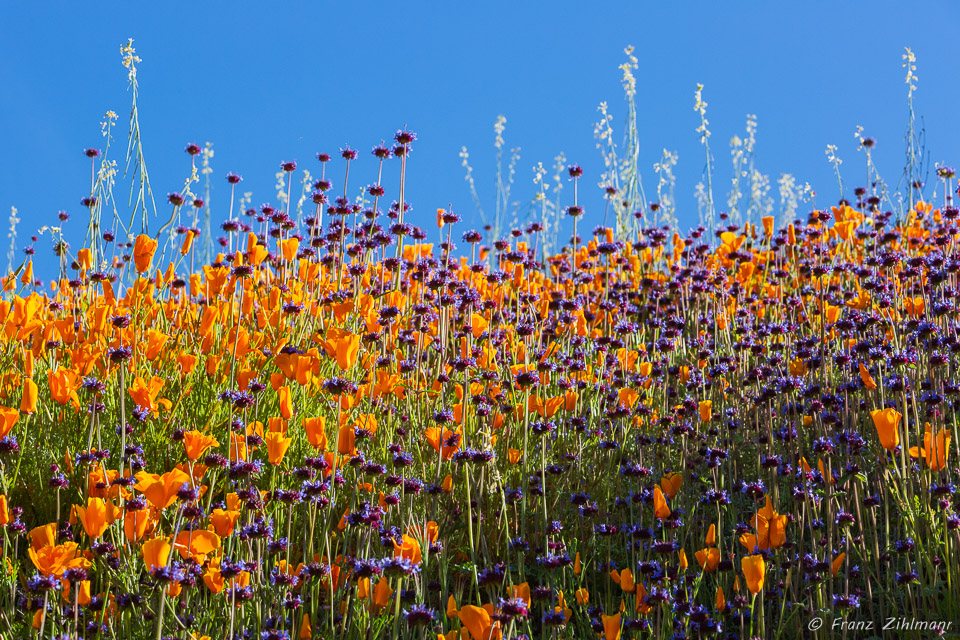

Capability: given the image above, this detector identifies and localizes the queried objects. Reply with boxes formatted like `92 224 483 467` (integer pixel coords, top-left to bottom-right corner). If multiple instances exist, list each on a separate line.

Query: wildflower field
3 40 960 640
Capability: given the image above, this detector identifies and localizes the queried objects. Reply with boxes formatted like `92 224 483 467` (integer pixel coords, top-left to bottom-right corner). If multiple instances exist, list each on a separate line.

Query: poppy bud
20 379 38 414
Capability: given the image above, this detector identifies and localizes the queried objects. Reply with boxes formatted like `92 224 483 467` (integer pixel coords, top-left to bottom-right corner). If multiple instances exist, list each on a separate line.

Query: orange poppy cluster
0 192 957 639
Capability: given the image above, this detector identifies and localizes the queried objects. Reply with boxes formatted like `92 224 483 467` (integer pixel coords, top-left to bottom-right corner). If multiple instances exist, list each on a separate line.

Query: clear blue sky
2 2 958 279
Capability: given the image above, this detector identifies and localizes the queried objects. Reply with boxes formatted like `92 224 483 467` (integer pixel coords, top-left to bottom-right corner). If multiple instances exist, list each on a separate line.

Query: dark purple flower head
542 610 567 626
515 371 540 388
177 484 200 502
395 129 417 145
381 557 419 577
403 604 435 626
499 597 529 620
231 264 253 278
63 566 88 583
108 346 133 363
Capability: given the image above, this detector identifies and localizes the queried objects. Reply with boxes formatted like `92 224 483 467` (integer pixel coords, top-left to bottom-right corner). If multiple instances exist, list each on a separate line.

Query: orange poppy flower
554 591 572 622
858 363 877 389
741 554 765 594
142 537 172 572
128 376 170 416
135 469 190 510
392 535 422 565
506 582 530 606
660 472 683 499
459 605 501 640
62 580 92 606
299 614 312 640
617 387 640 409
145 330 169 361
278 385 294 420
182 430 219 461
424 426 460 460
265 431 293 465
371 578 393 614
229 433 249 461
696 398 714 422
76 248 93 271
602 613 621 640
172 353 197 376
832 553 845 577
48 369 81 409
695 548 721 573
321 329 361 372
910 424 951 471
740 495 788 551
20 378 38 414
337 424 356 456
653 485 671 520
0 407 18 438
179 229 197 255
74 497 114 539
610 567 635 593
280 237 300 261
203 558 226 594
173 530 221 563
133 234 158 273
210 509 241 537
871 408 902 451
29 542 88 577
124 509 152 543
303 417 327 450
761 215 775 237
29 523 57 552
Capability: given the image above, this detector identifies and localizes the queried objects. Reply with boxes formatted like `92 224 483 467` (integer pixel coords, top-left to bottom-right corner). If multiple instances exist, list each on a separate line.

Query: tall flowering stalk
694 83 715 241
121 39 157 236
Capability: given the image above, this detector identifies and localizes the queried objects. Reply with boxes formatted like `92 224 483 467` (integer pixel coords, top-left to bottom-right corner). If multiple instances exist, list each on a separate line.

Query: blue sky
2 2 958 279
